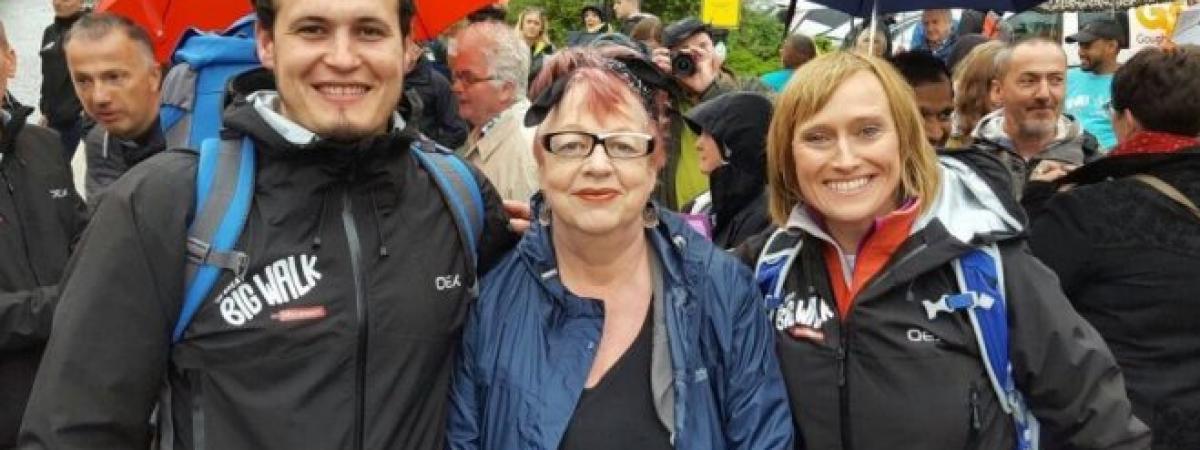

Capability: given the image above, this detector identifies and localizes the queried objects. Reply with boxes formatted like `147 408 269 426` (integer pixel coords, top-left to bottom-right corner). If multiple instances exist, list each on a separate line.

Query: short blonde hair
766 51 941 225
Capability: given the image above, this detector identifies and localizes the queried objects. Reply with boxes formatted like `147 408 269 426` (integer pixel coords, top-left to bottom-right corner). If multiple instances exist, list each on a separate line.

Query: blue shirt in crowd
761 69 793 92
1065 67 1116 151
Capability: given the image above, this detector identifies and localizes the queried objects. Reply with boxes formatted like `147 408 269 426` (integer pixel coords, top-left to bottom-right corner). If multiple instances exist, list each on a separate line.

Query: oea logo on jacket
217 254 323 326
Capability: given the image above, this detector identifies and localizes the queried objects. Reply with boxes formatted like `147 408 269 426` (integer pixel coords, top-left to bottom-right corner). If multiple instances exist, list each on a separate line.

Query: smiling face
256 0 406 142
922 9 952 46
791 71 902 236
1077 39 1117 73
538 80 658 237
66 32 162 139
995 41 1066 140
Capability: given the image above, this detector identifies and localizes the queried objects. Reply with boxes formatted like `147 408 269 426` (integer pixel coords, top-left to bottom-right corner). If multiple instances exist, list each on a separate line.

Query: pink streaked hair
529 47 669 169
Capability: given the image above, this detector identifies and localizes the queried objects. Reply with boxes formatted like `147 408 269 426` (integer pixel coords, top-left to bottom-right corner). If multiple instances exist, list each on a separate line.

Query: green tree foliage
505 0 784 76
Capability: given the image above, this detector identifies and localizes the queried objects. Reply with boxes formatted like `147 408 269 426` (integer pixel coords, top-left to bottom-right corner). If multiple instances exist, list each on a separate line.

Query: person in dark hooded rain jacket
682 91 773 249
0 22 88 446
18 0 517 449
1027 46 1200 449
737 51 1150 450
448 46 792 450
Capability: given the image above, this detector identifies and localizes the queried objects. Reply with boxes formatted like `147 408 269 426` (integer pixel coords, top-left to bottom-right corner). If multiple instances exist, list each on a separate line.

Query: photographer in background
651 18 762 210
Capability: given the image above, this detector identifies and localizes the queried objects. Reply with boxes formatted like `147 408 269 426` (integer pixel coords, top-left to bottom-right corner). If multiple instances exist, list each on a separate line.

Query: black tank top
558 303 673 450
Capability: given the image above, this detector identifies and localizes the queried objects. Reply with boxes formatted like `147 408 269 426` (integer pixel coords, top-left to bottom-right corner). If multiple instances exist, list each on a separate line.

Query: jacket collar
465 99 531 162
969 109 1094 164
519 194 697 311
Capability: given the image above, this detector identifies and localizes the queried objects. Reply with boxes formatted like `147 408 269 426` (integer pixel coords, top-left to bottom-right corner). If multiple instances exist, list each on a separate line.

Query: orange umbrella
97 0 495 62
96 0 253 63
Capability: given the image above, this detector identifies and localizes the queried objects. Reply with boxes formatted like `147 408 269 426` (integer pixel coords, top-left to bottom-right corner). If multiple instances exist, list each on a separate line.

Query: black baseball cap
1066 19 1127 48
662 18 713 49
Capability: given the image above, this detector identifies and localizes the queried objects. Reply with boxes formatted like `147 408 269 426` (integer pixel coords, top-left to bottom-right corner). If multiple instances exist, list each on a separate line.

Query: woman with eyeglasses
446 47 793 450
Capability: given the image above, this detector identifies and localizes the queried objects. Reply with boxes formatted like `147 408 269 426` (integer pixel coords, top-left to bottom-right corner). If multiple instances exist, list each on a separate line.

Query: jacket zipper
966 383 982 449
341 188 368 450
837 318 854 450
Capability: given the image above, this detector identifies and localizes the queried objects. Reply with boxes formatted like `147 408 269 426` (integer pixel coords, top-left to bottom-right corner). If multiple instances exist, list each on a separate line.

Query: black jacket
401 58 468 149
735 150 1150 450
82 118 167 210
0 102 87 448
1029 148 1200 449
18 72 518 450
39 12 86 126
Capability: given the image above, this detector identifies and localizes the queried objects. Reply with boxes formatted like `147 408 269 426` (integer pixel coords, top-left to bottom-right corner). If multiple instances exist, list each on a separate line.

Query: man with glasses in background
450 21 538 202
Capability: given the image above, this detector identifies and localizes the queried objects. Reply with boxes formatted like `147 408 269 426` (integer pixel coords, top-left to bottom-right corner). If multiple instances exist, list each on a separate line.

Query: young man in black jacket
0 20 89 449
18 1 517 449
39 0 88 160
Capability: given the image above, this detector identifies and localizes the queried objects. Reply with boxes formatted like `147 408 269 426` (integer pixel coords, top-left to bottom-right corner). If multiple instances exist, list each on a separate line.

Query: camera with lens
670 51 696 77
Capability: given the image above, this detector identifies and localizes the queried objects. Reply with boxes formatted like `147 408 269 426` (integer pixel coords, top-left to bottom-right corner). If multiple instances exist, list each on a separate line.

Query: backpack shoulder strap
409 141 485 278
176 136 256 343
753 228 804 310
928 245 1040 450
1130 174 1200 222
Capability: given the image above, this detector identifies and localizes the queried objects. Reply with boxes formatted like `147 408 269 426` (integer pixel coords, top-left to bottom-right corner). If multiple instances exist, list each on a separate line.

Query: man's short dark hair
1112 45 1200 136
63 13 156 63
251 0 414 37
889 50 951 88
784 33 816 60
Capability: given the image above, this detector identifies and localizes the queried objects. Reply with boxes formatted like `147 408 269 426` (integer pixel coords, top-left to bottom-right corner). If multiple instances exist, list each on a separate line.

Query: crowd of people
1 0 1198 449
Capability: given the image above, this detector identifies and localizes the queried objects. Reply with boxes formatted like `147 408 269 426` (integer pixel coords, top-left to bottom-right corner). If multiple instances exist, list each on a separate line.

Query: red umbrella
411 0 498 40
97 0 495 62
96 0 253 63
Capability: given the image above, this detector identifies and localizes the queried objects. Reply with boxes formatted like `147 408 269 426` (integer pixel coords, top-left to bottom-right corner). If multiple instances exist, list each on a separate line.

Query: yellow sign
1135 0 1186 34
1130 1 1187 48
702 0 741 29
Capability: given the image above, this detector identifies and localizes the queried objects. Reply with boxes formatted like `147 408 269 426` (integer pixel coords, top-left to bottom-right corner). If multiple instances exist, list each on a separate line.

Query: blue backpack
161 16 486 344
753 231 1040 450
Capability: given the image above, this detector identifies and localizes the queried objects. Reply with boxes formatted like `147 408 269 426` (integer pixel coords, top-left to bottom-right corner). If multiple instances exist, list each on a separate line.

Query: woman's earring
538 206 553 226
643 203 660 228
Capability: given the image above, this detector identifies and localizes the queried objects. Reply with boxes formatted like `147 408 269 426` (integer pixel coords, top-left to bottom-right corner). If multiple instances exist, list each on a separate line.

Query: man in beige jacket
451 21 539 202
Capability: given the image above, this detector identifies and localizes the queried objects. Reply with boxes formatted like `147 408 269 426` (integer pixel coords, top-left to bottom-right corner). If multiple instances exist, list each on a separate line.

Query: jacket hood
915 155 1025 244
682 92 771 231
972 109 1094 164
786 152 1024 248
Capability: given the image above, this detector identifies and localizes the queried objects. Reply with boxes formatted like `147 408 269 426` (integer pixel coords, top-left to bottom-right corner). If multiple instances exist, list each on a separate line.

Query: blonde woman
737 51 1150 449
516 7 555 81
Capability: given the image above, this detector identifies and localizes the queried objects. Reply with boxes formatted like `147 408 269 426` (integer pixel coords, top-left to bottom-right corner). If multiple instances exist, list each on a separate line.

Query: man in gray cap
1065 18 1126 150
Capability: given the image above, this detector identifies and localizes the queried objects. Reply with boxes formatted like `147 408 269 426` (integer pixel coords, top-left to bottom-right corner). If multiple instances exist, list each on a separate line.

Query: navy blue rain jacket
448 201 793 449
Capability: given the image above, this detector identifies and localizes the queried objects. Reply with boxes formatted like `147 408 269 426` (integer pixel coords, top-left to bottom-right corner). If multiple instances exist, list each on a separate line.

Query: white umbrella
1035 0 1168 13
1173 4 1200 44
